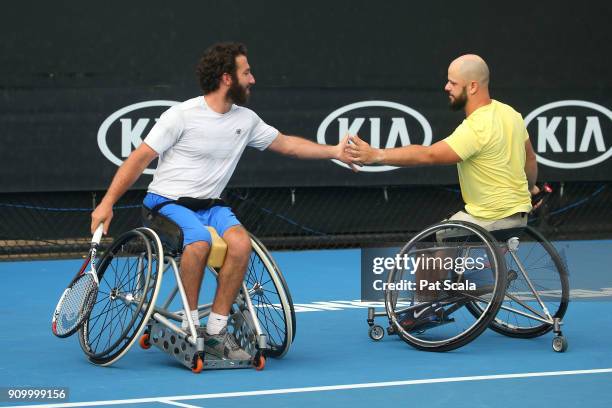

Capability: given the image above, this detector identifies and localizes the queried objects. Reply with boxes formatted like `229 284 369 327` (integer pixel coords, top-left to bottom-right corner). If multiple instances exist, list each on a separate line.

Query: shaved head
449 54 490 87
444 54 492 115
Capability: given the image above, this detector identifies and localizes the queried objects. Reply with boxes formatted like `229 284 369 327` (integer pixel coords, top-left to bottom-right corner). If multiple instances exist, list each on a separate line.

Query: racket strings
55 273 98 336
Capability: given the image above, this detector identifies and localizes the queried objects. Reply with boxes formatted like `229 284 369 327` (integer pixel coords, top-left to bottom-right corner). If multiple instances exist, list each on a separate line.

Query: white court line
159 400 202 408
6 368 612 408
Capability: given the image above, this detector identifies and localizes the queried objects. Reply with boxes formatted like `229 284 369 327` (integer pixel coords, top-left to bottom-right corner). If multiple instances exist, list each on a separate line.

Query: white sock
181 309 200 330
206 312 228 335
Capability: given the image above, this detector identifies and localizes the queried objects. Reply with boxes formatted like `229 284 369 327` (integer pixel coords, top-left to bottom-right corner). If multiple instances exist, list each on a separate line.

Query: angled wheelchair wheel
79 228 163 366
385 221 507 352
468 225 569 338
243 234 295 358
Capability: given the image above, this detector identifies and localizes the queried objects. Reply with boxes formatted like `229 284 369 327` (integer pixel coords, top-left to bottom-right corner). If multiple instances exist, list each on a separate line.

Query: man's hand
530 183 553 212
345 135 384 166
530 185 543 212
334 135 359 172
91 202 113 235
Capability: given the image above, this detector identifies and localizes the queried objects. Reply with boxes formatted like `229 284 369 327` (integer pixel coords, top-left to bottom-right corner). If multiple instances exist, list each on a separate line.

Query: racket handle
92 223 104 245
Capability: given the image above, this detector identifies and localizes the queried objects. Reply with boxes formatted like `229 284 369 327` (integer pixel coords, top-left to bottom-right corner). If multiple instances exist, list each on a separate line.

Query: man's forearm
525 158 538 190
100 151 153 206
283 135 337 159
91 144 156 234
376 145 434 166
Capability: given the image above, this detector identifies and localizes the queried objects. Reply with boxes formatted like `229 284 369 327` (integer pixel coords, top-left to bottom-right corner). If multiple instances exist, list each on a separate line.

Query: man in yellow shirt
346 54 538 232
349 54 539 313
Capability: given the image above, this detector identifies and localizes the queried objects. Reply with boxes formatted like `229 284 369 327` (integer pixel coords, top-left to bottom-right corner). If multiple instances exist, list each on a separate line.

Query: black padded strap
176 197 228 212
148 201 175 216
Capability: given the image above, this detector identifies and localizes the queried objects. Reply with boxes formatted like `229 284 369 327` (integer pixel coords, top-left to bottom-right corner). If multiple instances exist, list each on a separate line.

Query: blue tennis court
2 2 610 407
1 241 611 408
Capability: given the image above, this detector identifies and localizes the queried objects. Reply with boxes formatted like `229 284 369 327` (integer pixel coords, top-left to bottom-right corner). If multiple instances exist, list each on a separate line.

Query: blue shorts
143 193 241 247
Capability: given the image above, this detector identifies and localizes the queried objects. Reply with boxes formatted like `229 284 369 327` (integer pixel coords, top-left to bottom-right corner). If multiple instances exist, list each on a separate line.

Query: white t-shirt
144 96 279 199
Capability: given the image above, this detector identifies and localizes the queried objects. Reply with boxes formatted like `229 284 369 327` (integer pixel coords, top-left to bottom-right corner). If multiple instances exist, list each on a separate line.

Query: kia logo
317 101 433 172
524 100 612 169
97 100 178 174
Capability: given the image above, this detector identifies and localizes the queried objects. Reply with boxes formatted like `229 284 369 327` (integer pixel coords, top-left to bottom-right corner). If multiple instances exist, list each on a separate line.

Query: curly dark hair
196 42 248 94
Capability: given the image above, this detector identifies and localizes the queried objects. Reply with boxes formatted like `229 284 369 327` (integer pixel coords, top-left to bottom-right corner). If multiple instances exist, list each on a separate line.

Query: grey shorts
436 211 527 241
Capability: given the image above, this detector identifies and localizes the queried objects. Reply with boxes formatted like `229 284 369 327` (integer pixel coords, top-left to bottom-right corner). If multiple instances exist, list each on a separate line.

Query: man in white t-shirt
91 42 352 360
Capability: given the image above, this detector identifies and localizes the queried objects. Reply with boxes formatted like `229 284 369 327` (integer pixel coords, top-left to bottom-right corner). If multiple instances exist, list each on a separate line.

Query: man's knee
223 226 252 261
183 240 211 263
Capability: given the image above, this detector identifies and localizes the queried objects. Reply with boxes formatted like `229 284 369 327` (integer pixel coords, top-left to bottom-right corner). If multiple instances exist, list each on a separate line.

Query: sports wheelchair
78 208 295 372
366 221 569 353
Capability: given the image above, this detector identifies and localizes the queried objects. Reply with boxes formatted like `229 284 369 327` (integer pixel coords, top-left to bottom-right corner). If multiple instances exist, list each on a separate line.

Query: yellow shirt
444 100 532 220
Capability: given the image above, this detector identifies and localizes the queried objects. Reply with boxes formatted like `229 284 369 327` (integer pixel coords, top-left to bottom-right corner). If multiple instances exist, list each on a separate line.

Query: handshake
335 134 383 172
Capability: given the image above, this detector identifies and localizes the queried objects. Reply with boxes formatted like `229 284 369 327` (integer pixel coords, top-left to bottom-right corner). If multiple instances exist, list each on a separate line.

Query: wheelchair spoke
110 301 133 346
254 296 273 338
114 258 138 292
92 301 125 352
257 289 286 321
103 303 126 353
262 287 284 297
496 303 552 324
107 305 126 348
90 299 123 335
253 288 285 326
256 294 284 345
90 295 111 314
259 299 285 331
87 297 113 329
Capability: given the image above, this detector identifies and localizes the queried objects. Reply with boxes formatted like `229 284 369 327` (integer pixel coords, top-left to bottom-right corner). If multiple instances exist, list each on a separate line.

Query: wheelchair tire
385 221 507 352
467 225 569 338
79 228 163 366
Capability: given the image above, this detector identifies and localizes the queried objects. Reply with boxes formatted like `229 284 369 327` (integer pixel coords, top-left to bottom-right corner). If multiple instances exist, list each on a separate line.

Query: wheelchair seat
439 222 526 244
490 227 525 243
141 206 227 268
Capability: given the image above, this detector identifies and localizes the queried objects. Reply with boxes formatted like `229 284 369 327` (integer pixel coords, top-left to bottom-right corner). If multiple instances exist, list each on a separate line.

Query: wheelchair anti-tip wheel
368 325 385 341
79 228 163 366
552 335 568 352
467 225 569 339
385 221 507 352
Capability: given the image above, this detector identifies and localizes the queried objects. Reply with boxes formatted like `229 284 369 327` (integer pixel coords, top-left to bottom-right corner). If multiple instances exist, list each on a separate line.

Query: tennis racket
51 224 104 338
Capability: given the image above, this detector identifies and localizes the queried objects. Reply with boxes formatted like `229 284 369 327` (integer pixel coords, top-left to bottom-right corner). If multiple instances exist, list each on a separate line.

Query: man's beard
228 77 250 105
449 86 467 111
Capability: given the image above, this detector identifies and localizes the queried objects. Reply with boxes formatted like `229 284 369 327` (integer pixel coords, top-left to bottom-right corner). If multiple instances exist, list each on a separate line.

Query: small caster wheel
253 353 266 371
192 355 204 373
552 335 568 353
139 333 151 350
369 325 384 341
